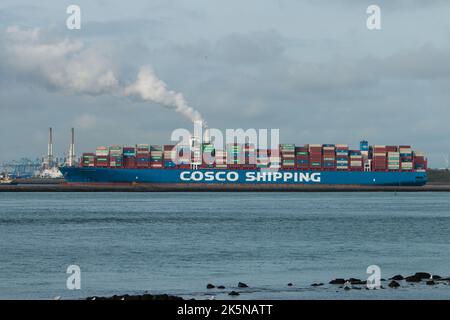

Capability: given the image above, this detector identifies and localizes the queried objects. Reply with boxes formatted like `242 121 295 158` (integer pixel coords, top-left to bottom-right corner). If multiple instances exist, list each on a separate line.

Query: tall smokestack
69 128 75 167
48 127 53 167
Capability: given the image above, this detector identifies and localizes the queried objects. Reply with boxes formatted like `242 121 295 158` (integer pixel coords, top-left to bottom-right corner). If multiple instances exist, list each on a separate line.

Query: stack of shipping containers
322 144 336 170
227 143 242 167
399 145 413 171
387 146 400 171
81 153 95 167
280 144 295 169
163 145 176 168
202 143 215 168
269 149 281 169
215 149 227 169
243 143 256 168
335 144 349 170
176 144 191 168
150 145 163 168
95 146 109 167
295 146 309 170
136 144 150 168
349 150 363 171
309 144 322 170
372 145 387 171
413 151 426 171
109 145 123 168
123 146 136 168
79 140 426 173
256 149 269 169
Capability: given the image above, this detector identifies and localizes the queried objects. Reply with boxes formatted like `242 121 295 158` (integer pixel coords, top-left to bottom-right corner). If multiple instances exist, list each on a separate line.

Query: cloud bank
1 26 204 123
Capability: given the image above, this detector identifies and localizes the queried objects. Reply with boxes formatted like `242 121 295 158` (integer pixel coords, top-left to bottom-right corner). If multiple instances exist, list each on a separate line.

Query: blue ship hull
59 167 427 186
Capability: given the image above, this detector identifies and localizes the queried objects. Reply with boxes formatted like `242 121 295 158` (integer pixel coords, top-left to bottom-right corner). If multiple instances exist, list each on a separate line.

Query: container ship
59 140 428 186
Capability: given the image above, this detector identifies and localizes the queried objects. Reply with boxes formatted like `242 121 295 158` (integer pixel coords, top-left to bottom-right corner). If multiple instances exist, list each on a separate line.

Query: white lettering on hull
180 171 321 183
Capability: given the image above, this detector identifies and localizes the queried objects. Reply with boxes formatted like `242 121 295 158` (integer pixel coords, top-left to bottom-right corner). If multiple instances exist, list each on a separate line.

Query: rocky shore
85 272 450 300
86 293 183 301
326 272 450 291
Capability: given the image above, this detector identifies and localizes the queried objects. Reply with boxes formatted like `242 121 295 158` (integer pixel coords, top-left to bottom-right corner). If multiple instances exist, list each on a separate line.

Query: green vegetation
427 169 450 184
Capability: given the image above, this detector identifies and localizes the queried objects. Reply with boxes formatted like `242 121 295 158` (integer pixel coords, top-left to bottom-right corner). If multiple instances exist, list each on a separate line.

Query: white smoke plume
124 66 204 123
1 26 204 124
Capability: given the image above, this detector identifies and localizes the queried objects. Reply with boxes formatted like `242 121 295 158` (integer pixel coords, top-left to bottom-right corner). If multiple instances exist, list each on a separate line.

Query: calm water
0 192 449 300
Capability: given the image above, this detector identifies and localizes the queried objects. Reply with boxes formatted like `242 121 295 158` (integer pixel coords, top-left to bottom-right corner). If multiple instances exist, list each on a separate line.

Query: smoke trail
1 26 204 124
124 65 204 123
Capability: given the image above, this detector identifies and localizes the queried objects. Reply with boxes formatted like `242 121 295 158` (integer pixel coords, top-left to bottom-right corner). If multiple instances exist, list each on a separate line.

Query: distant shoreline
1 182 450 192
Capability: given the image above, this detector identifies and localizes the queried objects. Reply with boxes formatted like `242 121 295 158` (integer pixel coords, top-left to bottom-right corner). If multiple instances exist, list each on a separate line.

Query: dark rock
217 285 225 289
287 283 293 286
390 275 404 281
206 283 215 289
381 278 386 282
432 275 442 280
344 285 351 291
238 282 248 288
426 280 436 285
414 272 431 280
329 278 346 285
311 283 324 287
228 291 240 296
388 280 400 288
405 275 422 282
346 278 366 285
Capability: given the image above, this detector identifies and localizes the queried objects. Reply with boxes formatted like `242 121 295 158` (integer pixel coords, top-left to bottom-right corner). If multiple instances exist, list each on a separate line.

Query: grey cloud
214 31 285 64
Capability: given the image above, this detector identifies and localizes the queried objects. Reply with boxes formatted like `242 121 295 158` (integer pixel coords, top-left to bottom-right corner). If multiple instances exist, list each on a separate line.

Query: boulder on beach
426 280 436 285
329 278 346 285
238 282 248 288
287 283 293 286
388 280 400 288
206 283 215 289
405 275 422 282
311 283 324 287
217 285 225 289
228 291 240 296
432 275 442 280
346 278 366 285
390 275 404 281
414 272 431 279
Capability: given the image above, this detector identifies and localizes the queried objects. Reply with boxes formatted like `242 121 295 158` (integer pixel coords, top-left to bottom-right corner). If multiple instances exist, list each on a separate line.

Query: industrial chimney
47 127 53 168
68 128 75 167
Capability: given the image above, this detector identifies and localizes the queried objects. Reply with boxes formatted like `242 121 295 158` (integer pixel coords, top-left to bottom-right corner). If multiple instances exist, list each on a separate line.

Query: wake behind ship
60 141 427 186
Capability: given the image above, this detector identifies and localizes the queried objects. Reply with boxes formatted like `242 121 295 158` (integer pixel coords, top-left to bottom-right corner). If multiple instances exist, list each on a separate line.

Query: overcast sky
0 0 449 167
